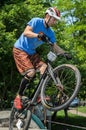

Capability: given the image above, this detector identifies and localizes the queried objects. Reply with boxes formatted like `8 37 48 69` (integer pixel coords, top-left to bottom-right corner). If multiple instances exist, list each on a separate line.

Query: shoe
37 96 50 103
14 96 22 110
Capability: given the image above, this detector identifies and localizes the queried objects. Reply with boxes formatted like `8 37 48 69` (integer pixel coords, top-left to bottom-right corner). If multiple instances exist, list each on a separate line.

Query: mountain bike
9 39 81 130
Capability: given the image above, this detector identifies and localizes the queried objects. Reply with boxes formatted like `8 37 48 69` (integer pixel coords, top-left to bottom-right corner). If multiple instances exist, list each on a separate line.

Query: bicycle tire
31 114 46 129
41 64 81 111
9 106 46 130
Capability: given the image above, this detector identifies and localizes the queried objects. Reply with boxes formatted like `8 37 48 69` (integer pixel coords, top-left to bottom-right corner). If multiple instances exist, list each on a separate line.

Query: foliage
52 0 86 100
0 0 86 108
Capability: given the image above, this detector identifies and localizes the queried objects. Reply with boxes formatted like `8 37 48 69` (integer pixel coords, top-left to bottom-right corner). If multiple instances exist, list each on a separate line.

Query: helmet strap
45 16 51 28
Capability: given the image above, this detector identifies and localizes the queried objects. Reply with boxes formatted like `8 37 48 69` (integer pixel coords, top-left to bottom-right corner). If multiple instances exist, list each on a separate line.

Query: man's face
47 16 57 26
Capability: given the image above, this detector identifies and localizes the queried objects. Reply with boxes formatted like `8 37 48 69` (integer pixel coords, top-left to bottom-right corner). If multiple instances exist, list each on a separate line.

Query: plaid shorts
13 48 44 75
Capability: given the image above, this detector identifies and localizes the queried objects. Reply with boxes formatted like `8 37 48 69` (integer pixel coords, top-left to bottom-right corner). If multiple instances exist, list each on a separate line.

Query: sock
18 77 29 96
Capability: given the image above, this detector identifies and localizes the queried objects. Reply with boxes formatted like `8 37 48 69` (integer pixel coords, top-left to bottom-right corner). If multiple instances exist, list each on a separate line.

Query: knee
42 63 47 70
39 63 47 74
26 69 36 78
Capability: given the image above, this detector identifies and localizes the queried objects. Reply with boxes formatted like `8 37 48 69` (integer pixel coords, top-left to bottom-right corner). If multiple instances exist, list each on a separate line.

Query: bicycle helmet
45 7 61 20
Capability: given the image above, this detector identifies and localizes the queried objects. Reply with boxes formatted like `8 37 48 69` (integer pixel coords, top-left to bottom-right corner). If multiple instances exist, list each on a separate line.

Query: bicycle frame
9 38 81 130
30 61 58 105
21 61 55 130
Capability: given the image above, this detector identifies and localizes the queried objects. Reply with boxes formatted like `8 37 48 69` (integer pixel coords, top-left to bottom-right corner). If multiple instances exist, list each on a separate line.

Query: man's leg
14 69 35 109
39 63 47 75
18 69 35 96
13 48 36 109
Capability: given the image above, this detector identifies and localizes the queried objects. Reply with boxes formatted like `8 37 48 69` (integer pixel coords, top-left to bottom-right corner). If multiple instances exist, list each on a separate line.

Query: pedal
16 119 23 130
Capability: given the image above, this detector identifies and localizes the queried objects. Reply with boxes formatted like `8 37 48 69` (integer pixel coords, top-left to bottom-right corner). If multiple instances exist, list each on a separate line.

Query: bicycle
9 39 81 130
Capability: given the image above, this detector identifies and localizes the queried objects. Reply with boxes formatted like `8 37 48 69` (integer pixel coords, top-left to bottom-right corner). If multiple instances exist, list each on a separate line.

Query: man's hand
63 52 72 60
37 32 48 42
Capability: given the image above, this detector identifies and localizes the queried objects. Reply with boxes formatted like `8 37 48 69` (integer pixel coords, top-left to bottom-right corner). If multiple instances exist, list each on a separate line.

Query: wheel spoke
41 64 81 111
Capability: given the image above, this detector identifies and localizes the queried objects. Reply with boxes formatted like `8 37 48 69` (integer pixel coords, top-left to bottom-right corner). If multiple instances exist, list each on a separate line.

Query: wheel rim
41 64 81 111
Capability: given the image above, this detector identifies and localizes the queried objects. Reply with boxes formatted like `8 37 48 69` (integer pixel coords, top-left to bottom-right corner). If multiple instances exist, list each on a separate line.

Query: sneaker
37 96 50 103
14 96 22 110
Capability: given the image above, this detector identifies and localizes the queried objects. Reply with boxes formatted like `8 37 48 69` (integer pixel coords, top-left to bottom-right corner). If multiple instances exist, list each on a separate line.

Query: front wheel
41 64 81 111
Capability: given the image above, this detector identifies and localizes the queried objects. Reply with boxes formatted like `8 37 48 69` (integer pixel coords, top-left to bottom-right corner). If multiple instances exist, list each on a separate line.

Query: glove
63 52 72 60
37 32 48 42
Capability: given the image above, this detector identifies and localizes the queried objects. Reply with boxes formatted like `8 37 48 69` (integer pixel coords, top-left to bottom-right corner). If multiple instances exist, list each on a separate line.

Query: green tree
0 1 32 108
52 0 86 99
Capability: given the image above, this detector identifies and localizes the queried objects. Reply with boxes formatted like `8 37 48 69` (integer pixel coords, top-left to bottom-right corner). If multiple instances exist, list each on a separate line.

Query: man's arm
52 43 72 60
23 26 48 42
23 25 38 38
52 43 65 54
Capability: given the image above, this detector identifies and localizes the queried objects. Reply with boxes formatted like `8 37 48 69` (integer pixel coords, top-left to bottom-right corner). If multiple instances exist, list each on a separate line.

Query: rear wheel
9 106 46 130
41 64 81 111
31 114 46 129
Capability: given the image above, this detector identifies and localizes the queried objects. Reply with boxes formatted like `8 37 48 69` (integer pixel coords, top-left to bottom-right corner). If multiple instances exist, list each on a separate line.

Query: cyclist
13 7 71 110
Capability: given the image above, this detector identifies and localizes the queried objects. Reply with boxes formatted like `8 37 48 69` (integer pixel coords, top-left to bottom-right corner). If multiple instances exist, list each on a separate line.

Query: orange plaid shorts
13 48 44 75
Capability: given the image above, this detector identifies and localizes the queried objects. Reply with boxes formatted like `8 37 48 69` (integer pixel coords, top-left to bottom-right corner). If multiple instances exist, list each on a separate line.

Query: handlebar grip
46 38 53 46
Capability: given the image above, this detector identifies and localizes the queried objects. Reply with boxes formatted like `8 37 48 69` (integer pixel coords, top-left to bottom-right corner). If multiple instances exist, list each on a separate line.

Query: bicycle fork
47 63 63 91
48 63 69 100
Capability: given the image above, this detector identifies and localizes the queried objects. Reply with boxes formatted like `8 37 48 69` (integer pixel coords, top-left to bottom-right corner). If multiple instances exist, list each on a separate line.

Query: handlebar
45 36 72 60
45 37 53 46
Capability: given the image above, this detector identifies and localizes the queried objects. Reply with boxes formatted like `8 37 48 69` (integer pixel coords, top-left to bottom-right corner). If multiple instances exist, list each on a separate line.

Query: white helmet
45 7 61 21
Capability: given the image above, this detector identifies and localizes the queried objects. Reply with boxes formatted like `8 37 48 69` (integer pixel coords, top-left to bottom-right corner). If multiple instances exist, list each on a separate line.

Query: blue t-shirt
14 17 56 55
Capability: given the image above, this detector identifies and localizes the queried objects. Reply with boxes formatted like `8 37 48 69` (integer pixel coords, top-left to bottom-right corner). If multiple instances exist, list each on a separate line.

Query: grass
77 106 86 113
52 107 86 130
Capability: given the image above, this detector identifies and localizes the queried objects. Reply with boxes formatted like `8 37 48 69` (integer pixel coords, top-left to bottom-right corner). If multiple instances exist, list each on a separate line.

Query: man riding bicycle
13 7 71 110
